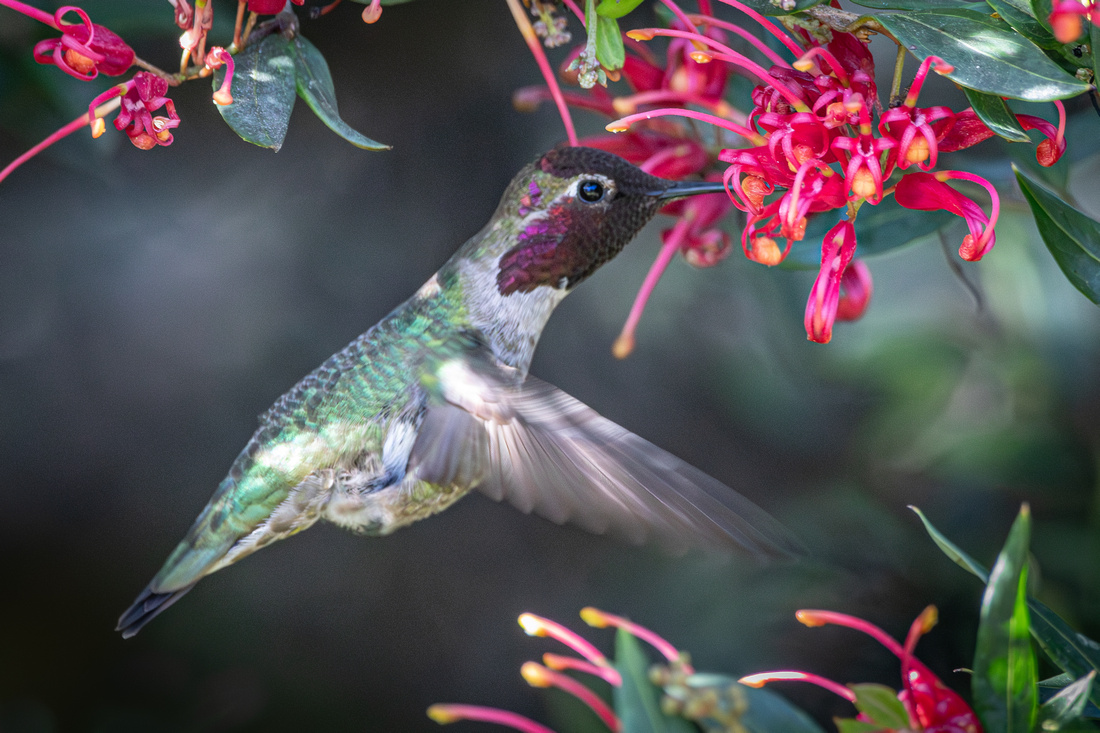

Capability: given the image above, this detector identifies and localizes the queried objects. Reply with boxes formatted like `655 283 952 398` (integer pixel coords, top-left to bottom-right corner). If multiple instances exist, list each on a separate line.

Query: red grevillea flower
895 171 999 261
741 606 983 733
88 72 180 150
805 219 857 344
247 0 306 14
1049 0 1100 42
27 4 134 80
429 608 689 733
836 259 873 322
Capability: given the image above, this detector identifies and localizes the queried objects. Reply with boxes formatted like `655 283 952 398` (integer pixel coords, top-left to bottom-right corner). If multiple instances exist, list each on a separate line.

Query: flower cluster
742 606 983 733
0 0 250 184
428 608 688 733
1049 0 1100 42
517 0 1067 346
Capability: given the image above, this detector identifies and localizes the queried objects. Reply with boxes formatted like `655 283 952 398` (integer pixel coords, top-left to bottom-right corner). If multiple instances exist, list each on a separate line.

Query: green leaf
595 14 625 70
1015 166 1100 304
972 504 1038 733
663 673 826 733
291 36 389 150
1092 20 1100 102
910 506 991 581
613 628 694 733
849 0 988 8
848 683 909 729
214 34 296 151
962 87 1030 142
873 9 1089 100
985 0 1060 47
700 0 826 15
1038 672 1097 730
913 506 1100 709
596 0 645 19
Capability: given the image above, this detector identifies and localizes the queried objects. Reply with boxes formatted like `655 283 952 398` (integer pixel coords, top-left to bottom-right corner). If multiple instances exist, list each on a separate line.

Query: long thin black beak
649 180 727 200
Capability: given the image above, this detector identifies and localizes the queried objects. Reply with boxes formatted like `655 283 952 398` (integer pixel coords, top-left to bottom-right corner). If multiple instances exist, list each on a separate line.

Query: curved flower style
741 606 983 733
21 4 134 80
429 608 690 733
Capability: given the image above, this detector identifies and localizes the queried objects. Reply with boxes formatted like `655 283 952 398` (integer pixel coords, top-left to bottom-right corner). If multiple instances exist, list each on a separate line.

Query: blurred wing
409 361 800 559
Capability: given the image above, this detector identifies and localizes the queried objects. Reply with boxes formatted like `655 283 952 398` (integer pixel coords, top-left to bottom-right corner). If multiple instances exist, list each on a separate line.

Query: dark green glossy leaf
214 34 296 151
848 683 909 728
1092 21 1100 98
1041 675 1100 718
783 196 956 269
720 0 828 15
1015 167 1100 304
986 0 1060 47
912 506 1100 709
1038 672 1097 730
596 0 645 19
291 36 389 150
662 673 826 733
972 504 1038 733
613 628 695 733
962 87 1030 141
911 506 990 580
873 9 1089 100
849 0 987 7
595 14 625 70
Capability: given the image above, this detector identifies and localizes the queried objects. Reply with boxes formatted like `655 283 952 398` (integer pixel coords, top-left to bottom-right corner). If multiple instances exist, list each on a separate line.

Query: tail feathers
117 583 197 638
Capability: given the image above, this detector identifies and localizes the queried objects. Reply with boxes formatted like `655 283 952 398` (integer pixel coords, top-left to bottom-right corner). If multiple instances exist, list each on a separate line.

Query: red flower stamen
506 0 577 146
804 219 856 343
522 662 621 732
688 13 790 67
739 670 858 702
518 613 611 668
580 607 690 672
427 704 556 733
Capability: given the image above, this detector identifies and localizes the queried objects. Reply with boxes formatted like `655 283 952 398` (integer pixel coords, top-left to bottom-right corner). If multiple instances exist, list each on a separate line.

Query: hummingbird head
494 147 726 296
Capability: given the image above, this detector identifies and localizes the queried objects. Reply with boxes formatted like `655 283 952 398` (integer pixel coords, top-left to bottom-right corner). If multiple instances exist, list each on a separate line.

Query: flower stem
0 0 57 27
0 97 121 185
505 0 578 146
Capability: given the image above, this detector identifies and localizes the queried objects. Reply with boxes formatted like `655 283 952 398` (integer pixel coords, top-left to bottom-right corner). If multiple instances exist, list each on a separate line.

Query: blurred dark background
1 1 1098 731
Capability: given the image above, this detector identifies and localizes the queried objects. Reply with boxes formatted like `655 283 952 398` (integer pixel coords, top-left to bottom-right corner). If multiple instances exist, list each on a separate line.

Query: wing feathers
413 363 799 559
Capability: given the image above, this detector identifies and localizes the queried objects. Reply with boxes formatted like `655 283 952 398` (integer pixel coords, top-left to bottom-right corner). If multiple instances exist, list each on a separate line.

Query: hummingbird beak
649 180 728 200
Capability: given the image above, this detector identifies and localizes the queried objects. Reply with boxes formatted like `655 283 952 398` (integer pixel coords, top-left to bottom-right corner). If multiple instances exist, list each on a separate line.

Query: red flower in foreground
27 4 134 80
741 606 983 733
428 608 689 733
87 72 181 150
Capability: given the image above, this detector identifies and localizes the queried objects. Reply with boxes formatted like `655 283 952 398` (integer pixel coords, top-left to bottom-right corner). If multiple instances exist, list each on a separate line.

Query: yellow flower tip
520 662 553 688
689 50 712 64
518 613 547 637
605 67 621 83
690 39 708 52
917 605 939 633
580 606 610 628
737 674 769 688
90 117 107 139
792 58 814 72
795 610 826 627
933 61 954 75
612 98 636 116
611 333 634 360
605 121 631 133
626 29 655 41
426 705 460 724
749 237 783 267
212 90 234 106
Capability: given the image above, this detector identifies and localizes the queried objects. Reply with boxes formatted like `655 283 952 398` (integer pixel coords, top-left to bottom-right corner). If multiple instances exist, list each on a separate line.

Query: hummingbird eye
578 179 606 203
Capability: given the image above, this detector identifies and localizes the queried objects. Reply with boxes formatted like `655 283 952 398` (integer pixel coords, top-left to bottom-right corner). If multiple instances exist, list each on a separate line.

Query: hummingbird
117 146 798 638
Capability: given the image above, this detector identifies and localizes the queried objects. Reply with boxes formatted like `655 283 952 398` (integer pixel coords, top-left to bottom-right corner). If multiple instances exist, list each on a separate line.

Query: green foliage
972 505 1038 733
612 629 695 733
1015 167 1100 305
915 506 1100 712
214 32 386 152
872 9 1089 100
963 88 1031 143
